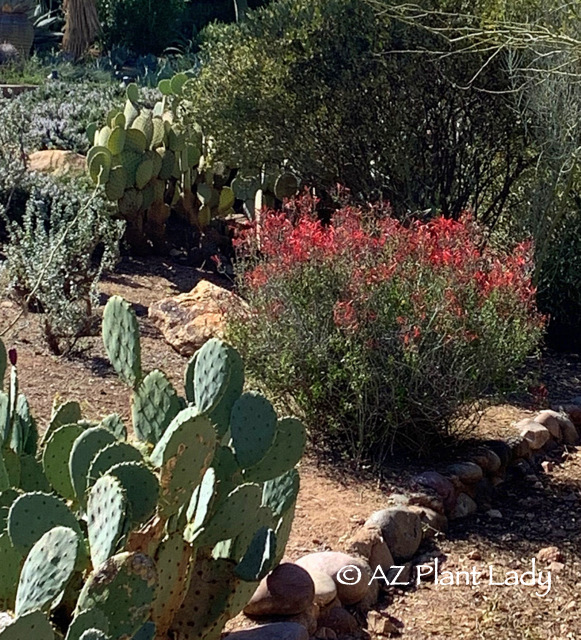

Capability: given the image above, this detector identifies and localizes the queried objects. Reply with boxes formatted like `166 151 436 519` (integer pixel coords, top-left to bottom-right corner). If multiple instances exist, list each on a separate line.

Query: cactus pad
42 424 84 500
184 467 216 542
69 427 117 506
244 417 306 483
194 483 262 547
230 392 277 469
65 608 109 640
131 370 181 444
0 339 5 389
42 399 82 445
150 408 216 517
77 552 157 640
19 454 51 493
100 413 127 440
15 526 79 616
262 469 300 517
7 492 84 558
235 526 276 582
87 475 129 569
107 461 159 526
131 623 156 640
79 631 109 640
102 296 142 387
0 533 21 610
0 610 55 639
87 441 142 489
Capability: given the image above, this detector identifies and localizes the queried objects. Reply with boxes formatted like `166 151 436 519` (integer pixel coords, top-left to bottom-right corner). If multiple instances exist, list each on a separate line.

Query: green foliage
0 299 305 639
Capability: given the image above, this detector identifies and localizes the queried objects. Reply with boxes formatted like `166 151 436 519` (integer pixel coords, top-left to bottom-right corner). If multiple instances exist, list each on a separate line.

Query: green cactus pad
88 151 111 186
0 454 9 493
194 483 262 547
131 622 156 640
96 126 112 148
157 148 176 181
78 631 109 640
7 492 85 558
65 608 110 640
158 79 172 96
126 83 139 104
132 370 181 444
107 126 126 156
150 408 216 517
19 454 51 493
170 72 188 95
112 112 126 129
229 505 274 563
118 188 144 216
135 158 154 190
69 427 117 506
124 100 139 128
87 475 129 569
218 187 235 214
146 149 163 178
42 400 82 445
2 449 20 487
235 526 276 582
0 610 55 639
184 467 216 542
133 114 154 148
183 351 197 405
106 462 159 526
100 413 127 440
42 424 84 500
77 552 157 640
274 504 295 564
151 532 193 636
211 446 242 503
102 296 142 387
17 395 38 456
125 129 147 155
0 488 19 528
87 442 142 489
105 166 127 201
244 417 306 483
87 122 98 146
151 119 165 148
262 469 300 517
15 526 79 616
106 108 122 128
0 534 21 610
230 392 277 469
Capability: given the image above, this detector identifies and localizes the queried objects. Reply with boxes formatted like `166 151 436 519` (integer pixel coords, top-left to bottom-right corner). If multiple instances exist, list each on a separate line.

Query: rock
367 611 399 636
286 603 319 635
486 440 512 468
467 549 482 561
385 562 414 587
549 561 565 574
407 491 445 515
559 418 579 445
296 552 371 606
450 493 477 520
533 410 562 440
344 524 394 576
366 508 422 561
516 420 551 450
309 570 338 607
557 404 581 428
470 447 502 475
223 622 309 640
411 471 457 513
445 461 484 484
317 606 359 636
407 506 448 539
486 509 502 519
474 477 495 510
244 563 315 617
28 150 86 176
537 546 564 564
149 280 245 356
506 435 532 460
314 628 338 640
541 460 554 473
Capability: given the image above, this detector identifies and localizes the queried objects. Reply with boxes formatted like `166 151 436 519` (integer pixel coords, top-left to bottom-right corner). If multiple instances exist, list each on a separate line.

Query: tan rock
535 410 578 444
344 524 394 576
516 420 551 450
309 570 337 607
149 280 246 356
532 411 562 440
28 150 86 176
365 508 422 560
367 610 399 636
537 546 564 564
407 505 448 539
317 606 359 636
470 447 502 475
445 462 483 484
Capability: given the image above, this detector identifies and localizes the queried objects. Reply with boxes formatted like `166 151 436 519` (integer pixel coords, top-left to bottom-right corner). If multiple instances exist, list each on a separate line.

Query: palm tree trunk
62 0 100 59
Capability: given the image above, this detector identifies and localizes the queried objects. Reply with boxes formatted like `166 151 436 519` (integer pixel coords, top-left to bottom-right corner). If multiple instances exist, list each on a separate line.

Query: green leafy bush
228 195 544 460
182 0 526 220
0 166 123 354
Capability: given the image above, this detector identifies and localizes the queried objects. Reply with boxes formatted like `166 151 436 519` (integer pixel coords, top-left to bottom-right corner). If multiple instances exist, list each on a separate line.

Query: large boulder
365 508 422 560
149 280 246 356
28 150 86 176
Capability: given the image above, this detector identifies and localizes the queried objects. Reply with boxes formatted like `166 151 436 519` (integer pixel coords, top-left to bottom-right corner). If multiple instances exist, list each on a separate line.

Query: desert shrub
0 167 124 354
181 0 527 221
228 195 544 460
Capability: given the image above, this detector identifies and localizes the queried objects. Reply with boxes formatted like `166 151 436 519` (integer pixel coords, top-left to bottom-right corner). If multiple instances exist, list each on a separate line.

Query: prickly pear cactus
0 610 55 640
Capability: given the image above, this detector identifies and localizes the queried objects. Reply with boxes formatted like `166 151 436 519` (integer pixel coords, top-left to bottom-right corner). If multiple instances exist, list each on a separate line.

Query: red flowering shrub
228 195 544 459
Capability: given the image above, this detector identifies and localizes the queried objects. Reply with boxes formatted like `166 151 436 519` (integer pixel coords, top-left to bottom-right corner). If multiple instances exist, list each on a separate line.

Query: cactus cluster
0 295 306 640
86 75 300 252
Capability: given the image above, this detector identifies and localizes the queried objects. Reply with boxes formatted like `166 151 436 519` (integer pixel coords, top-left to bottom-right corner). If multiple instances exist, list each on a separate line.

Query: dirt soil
1 257 580 640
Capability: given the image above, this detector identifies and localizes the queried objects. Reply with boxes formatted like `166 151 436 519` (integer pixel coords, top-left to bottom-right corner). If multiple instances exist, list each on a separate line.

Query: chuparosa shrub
228 195 544 460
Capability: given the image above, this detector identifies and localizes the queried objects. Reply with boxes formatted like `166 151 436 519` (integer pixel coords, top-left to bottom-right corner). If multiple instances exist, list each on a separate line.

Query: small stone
486 440 512 468
317 606 359 636
450 493 477 520
244 563 315 617
407 491 445 515
541 461 554 473
367 610 399 636
548 561 565 574
467 550 482 561
558 404 581 428
516 420 551 450
537 547 564 564
366 508 422 560
296 552 371 605
470 447 502 475
445 462 484 484
286 603 319 635
407 506 448 539
486 509 502 519
506 435 532 460
411 471 457 513
309 570 337 607
223 622 309 640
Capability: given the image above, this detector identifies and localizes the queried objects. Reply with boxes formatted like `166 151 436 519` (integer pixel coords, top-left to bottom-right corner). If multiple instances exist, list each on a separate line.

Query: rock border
224 402 581 640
